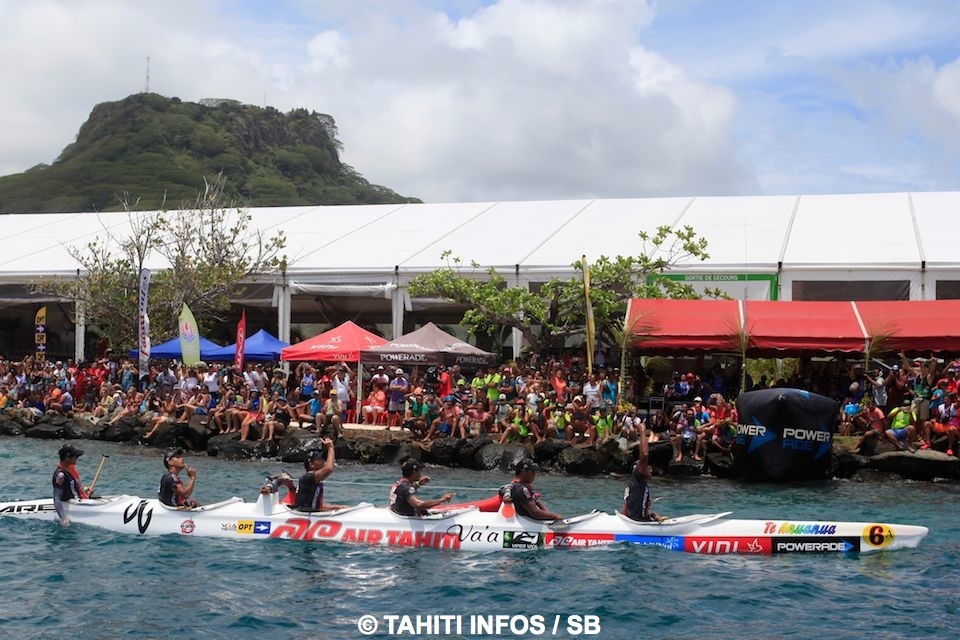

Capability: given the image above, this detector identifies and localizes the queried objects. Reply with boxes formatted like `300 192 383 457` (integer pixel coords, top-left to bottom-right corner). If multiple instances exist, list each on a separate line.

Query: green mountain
0 93 420 213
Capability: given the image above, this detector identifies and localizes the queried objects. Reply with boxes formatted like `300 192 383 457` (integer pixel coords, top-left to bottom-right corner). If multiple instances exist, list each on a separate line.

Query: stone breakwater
1 409 957 482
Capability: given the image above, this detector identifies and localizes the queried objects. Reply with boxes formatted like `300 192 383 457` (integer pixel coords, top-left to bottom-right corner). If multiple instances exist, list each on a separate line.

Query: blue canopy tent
205 328 289 362
130 336 224 360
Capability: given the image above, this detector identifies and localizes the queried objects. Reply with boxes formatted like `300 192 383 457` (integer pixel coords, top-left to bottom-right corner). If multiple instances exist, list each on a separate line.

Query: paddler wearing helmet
52 444 89 526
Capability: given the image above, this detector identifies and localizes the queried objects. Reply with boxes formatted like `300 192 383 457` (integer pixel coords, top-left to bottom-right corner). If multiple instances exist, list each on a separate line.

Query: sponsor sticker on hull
684 537 772 554
545 533 614 548
614 535 684 551
772 537 860 553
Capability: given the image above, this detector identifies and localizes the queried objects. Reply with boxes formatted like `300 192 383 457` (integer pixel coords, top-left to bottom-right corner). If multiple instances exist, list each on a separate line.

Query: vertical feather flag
583 254 596 375
34 306 47 361
178 303 201 366
138 269 151 378
234 309 247 371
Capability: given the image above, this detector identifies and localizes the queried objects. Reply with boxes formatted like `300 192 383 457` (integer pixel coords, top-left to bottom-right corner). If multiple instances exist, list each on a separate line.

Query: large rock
499 443 530 472
556 446 602 476
353 437 392 464
458 435 495 469
392 442 423 466
24 419 85 440
665 457 704 477
474 443 505 470
100 415 143 442
870 450 960 481
0 414 25 436
704 452 738 479
206 433 272 459
278 429 328 463
532 438 571 465
179 415 212 451
426 437 464 466
142 420 182 449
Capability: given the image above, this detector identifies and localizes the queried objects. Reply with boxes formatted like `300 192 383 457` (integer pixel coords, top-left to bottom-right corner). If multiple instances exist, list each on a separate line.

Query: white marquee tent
3 190 959 360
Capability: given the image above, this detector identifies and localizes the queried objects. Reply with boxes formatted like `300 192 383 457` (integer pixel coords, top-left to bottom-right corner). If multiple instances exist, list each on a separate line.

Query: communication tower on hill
145 56 150 93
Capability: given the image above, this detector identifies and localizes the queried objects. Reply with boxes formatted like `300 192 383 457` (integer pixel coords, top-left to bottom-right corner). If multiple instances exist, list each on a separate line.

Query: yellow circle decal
862 524 895 548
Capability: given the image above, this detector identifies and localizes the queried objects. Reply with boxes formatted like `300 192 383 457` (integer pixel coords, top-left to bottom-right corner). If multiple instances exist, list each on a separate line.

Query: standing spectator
386 368 410 430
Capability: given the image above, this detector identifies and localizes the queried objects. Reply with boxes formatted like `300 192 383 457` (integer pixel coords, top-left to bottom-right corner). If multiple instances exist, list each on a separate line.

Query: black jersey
158 472 183 507
622 465 653 521
52 467 81 502
510 481 547 520
295 471 324 511
389 478 417 516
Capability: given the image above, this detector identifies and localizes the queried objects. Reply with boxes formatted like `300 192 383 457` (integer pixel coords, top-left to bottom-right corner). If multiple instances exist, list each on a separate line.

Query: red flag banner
234 309 247 370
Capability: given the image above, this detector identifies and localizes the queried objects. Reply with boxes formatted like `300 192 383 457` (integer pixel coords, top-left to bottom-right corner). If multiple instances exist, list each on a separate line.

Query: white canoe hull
0 495 928 554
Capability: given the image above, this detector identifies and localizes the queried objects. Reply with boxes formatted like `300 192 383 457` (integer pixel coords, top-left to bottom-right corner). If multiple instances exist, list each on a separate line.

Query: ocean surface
0 438 957 640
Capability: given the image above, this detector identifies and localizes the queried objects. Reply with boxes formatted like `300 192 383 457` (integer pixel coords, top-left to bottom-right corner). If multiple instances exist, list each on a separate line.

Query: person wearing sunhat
52 444 89 525
507 458 562 521
158 448 200 508
389 459 453 516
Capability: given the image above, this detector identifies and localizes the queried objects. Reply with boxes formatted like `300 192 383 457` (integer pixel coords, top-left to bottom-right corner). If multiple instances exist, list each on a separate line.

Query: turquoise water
0 438 957 639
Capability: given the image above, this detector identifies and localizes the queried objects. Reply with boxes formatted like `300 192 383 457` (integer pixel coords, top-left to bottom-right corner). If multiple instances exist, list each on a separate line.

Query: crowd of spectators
3 345 956 458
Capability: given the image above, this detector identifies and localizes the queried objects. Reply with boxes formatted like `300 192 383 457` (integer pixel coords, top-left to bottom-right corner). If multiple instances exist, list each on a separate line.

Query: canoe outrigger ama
0 491 928 555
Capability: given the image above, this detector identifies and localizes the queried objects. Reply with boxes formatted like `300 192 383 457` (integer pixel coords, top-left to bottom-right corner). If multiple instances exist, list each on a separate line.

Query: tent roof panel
909 191 960 267
401 199 593 268
782 193 920 267
522 197 692 268
295 202 495 270
673 195 797 268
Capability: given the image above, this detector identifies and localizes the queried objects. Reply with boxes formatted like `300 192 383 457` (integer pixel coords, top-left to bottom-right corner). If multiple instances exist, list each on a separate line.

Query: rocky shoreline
1 409 957 482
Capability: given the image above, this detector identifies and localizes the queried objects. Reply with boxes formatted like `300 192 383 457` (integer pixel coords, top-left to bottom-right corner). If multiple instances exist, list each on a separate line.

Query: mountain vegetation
0 93 419 213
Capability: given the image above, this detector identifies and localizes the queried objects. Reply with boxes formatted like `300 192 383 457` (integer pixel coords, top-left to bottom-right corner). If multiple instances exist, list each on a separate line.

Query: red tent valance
626 299 960 355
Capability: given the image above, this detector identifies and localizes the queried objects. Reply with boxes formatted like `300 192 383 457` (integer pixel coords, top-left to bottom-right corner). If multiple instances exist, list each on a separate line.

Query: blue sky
1 0 959 202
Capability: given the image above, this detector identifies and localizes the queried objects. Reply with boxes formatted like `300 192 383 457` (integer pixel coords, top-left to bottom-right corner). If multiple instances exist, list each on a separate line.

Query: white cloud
0 0 755 203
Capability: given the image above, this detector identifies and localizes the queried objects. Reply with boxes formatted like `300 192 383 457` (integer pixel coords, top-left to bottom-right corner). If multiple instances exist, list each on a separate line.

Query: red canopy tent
280 321 387 362
745 300 867 355
857 300 960 353
626 299 960 356
624 298 742 354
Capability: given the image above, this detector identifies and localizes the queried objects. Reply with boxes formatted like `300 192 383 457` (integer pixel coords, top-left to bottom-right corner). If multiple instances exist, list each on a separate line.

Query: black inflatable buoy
733 388 837 481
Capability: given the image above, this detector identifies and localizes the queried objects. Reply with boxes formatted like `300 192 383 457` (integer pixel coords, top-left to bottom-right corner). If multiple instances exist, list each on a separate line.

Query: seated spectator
544 403 574 440
921 392 959 456
238 390 265 442
402 393 430 437
645 409 671 442
852 397 917 453
320 390 344 439
421 395 463 442
498 399 542 445
260 395 292 441
143 392 177 439
362 386 386 424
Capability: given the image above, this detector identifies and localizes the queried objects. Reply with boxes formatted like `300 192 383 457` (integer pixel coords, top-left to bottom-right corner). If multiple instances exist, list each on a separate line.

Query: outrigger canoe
0 493 927 554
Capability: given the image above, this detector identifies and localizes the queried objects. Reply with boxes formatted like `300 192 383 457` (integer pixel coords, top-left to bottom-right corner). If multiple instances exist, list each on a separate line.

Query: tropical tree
33 176 287 352
408 225 716 355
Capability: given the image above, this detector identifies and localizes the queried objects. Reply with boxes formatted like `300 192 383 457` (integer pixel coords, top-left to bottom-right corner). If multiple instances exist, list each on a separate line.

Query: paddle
86 454 109 498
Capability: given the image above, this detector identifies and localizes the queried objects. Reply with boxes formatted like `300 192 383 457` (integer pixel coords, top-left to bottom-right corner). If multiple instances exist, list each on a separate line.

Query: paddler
389 459 453 516
294 438 347 511
622 422 666 522
158 448 200 508
52 444 89 526
508 458 562 521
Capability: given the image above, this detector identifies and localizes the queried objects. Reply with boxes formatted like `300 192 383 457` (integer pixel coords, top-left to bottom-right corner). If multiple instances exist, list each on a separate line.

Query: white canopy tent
3 190 959 361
